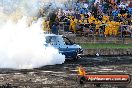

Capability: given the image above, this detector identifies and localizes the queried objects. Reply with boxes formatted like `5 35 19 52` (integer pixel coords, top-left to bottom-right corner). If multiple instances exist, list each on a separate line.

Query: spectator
51 23 58 34
92 4 98 18
90 20 96 33
119 7 128 15
69 17 76 33
118 2 128 9
102 1 110 14
75 19 81 32
42 19 50 33
40 0 131 37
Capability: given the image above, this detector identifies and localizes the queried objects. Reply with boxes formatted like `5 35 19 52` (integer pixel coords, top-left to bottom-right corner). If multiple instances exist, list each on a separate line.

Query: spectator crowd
41 0 132 37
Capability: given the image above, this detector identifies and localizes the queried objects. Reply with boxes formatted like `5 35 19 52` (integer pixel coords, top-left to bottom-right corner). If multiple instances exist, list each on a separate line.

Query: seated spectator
75 19 81 32
95 19 102 34
104 20 111 36
80 14 85 19
84 13 89 19
84 20 90 28
74 12 81 19
41 0 132 37
90 20 96 33
89 15 96 24
99 21 106 34
118 2 128 9
119 7 128 15
113 21 121 36
79 8 86 14
78 19 84 32
103 15 110 22
97 13 103 21
112 9 119 17
83 19 90 33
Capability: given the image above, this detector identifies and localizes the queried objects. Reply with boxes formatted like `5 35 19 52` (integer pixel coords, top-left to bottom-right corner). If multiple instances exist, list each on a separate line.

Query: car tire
73 55 79 61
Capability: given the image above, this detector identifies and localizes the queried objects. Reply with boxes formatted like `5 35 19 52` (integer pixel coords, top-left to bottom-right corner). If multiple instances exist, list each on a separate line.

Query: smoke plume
0 0 67 69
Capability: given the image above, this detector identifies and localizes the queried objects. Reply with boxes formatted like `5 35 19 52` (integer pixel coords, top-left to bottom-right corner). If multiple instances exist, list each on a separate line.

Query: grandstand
41 0 132 38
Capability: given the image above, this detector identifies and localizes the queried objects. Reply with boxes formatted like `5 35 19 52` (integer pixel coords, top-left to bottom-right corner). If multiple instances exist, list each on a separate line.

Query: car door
62 36 78 58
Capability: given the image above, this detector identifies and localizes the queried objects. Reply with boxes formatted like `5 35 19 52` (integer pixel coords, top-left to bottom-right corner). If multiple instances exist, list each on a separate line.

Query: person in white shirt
94 0 101 6
118 2 128 9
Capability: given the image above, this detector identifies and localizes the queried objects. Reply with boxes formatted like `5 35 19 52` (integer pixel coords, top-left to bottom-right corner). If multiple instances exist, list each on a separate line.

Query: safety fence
58 22 132 38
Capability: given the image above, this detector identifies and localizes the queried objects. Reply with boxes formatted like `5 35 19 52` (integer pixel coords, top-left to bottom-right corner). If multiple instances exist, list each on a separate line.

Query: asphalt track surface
0 56 132 88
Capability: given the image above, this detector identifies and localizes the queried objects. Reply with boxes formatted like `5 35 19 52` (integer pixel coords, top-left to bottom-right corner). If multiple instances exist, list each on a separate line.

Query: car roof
44 34 63 37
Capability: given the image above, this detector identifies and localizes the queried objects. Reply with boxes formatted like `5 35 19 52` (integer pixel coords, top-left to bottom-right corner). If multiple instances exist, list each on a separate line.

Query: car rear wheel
73 55 80 61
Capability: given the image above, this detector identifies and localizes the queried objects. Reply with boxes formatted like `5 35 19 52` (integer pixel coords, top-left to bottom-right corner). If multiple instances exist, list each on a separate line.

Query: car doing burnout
44 34 83 60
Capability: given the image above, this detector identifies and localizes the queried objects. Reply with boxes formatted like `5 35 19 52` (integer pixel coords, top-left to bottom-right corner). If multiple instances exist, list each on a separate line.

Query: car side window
46 36 56 44
63 37 73 45
45 36 51 44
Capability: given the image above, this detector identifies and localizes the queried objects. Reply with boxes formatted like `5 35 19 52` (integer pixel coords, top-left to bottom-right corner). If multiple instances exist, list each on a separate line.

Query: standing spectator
49 12 57 29
119 7 128 15
69 17 76 33
51 23 58 34
63 17 70 32
42 19 50 33
95 19 102 34
92 4 98 18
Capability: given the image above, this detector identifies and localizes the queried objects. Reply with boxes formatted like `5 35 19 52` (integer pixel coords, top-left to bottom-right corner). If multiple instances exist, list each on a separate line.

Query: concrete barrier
66 36 132 44
65 36 132 56
83 49 132 56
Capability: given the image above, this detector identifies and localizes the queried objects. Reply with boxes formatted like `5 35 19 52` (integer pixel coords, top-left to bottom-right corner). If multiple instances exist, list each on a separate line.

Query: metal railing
120 25 132 38
58 22 132 38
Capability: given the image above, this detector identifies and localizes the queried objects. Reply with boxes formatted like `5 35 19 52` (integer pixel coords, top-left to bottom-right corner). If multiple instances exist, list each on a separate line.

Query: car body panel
44 34 83 60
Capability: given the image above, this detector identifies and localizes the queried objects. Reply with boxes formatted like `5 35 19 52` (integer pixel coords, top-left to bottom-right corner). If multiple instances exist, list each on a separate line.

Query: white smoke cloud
0 0 67 26
0 0 44 26
0 0 67 69
0 17 65 69
0 0 40 16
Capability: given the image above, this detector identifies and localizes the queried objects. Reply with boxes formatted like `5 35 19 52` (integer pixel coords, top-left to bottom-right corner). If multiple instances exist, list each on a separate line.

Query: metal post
63 22 64 33
121 25 123 38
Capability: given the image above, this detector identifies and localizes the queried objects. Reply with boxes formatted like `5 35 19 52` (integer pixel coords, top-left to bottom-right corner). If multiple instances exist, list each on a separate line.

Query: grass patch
80 43 132 49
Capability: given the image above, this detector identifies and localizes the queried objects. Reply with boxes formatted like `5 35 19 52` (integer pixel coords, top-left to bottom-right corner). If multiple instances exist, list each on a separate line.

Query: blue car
44 34 83 60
